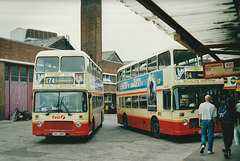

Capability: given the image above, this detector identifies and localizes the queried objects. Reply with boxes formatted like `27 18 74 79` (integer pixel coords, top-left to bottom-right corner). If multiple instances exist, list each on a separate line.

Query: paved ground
183 126 240 161
0 117 239 161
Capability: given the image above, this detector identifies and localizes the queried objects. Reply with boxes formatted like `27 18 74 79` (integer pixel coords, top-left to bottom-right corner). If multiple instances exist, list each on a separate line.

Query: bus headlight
182 119 188 126
37 121 42 127
76 121 81 128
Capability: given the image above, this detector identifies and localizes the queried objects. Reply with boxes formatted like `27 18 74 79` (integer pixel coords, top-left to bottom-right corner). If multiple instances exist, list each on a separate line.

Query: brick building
81 0 125 113
0 28 125 119
101 51 124 113
0 28 74 120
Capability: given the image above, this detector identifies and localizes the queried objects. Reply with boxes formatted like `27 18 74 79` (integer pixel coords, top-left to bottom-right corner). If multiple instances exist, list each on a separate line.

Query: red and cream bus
32 50 104 137
116 46 224 138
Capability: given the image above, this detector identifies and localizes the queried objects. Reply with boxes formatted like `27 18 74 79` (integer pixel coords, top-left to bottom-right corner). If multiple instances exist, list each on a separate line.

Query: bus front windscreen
34 92 87 113
173 85 222 110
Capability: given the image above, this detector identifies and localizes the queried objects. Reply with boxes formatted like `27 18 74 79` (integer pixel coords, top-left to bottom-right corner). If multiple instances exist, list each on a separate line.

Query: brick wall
104 84 117 93
0 38 51 120
0 38 51 63
99 60 124 74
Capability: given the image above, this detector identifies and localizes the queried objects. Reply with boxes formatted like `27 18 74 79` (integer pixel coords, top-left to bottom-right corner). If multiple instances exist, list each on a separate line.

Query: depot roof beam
136 0 221 61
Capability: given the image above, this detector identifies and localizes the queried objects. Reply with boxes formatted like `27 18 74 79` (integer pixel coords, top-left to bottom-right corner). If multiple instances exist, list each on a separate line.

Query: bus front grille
44 121 74 130
189 118 200 129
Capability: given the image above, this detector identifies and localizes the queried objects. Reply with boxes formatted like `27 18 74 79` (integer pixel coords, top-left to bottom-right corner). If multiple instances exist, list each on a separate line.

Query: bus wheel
151 117 162 138
92 118 95 134
122 114 128 129
99 113 103 128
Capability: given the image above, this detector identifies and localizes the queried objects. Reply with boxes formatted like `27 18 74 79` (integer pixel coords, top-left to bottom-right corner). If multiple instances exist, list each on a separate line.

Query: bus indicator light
179 113 184 117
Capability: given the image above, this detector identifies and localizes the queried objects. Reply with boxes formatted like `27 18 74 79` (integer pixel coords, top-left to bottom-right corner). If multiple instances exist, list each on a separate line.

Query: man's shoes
200 145 205 154
222 148 231 155
208 150 214 154
222 148 226 153
223 149 231 158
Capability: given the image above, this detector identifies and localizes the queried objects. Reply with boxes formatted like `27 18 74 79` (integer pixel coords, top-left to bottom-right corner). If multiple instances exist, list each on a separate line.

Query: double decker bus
117 46 224 138
32 50 104 137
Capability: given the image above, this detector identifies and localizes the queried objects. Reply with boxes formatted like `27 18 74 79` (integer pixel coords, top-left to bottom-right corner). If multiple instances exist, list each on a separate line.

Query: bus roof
36 50 89 58
36 50 102 72
118 44 186 72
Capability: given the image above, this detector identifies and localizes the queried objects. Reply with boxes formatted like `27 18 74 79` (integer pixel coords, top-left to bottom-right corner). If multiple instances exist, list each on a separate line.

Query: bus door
88 93 92 131
161 89 173 134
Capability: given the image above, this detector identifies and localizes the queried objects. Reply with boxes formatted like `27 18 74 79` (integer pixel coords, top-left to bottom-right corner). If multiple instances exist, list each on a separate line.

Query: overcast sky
0 0 177 61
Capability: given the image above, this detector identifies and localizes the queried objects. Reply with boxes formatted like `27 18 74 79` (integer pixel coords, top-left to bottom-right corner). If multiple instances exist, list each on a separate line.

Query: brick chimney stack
81 0 102 65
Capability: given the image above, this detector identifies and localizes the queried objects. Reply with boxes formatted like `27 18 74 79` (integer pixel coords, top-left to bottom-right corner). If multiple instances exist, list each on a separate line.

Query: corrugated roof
24 36 64 47
119 0 240 60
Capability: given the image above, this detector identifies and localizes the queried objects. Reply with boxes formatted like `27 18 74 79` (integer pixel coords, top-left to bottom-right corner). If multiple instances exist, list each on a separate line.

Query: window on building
20 67 27 82
105 94 112 103
29 68 34 82
103 74 114 83
11 66 18 81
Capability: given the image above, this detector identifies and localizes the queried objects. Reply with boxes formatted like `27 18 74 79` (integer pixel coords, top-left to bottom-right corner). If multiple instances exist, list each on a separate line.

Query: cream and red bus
117 46 224 138
32 50 104 137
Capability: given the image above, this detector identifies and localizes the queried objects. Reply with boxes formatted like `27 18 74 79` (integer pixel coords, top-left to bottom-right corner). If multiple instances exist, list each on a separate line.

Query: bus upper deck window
173 50 197 66
36 57 59 72
139 61 147 75
61 56 85 72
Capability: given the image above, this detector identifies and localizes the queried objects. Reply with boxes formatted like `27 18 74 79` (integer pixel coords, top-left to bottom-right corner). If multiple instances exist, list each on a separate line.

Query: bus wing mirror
88 93 92 99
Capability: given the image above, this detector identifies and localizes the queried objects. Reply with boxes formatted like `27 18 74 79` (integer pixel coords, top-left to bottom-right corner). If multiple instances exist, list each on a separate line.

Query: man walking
198 95 218 154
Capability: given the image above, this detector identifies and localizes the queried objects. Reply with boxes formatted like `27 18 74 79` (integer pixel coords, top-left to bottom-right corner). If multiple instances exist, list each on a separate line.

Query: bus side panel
159 120 200 135
128 115 151 131
159 119 173 135
160 120 222 136
117 113 152 132
32 121 90 136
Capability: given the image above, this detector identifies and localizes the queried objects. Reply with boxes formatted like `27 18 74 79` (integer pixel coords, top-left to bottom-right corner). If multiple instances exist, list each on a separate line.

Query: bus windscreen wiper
60 96 72 116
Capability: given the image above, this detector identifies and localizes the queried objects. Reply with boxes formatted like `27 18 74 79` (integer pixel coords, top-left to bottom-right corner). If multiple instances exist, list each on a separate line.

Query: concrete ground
183 126 240 161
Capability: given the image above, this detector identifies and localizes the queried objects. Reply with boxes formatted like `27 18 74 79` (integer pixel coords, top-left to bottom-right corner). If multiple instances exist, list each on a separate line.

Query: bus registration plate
53 132 65 136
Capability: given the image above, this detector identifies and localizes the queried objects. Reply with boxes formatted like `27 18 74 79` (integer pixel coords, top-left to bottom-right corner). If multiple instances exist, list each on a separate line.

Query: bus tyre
151 117 162 138
122 114 128 129
99 113 103 128
92 118 95 134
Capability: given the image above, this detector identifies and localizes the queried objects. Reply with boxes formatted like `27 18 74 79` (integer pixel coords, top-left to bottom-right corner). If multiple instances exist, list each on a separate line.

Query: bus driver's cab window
163 89 171 110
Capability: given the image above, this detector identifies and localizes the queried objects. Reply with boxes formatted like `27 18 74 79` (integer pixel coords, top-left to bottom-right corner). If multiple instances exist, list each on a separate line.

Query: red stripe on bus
117 113 222 136
32 121 90 136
